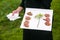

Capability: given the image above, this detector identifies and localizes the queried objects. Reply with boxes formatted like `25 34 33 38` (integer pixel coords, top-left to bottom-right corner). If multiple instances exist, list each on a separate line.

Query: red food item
24 21 29 27
45 22 51 26
24 24 29 27
45 14 50 17
27 12 32 16
43 17 50 22
25 16 31 20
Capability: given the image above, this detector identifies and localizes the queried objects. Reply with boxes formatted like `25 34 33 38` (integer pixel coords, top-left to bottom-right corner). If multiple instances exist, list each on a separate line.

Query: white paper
20 8 53 31
7 13 21 21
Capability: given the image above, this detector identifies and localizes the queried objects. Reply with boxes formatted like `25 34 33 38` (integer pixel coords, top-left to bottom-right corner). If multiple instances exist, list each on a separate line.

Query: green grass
0 0 60 40
0 0 23 40
51 0 60 40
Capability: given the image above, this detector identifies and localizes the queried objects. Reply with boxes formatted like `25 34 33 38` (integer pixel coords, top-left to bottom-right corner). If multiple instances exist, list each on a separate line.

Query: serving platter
20 8 53 31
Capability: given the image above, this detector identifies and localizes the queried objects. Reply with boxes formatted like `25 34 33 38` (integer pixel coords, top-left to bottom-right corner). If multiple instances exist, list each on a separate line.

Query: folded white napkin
7 13 21 21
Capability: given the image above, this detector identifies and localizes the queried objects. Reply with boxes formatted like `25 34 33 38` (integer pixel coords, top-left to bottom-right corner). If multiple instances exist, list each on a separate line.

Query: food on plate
24 24 29 27
24 21 29 27
43 17 50 22
35 14 43 19
45 22 51 26
27 12 32 16
45 14 50 17
25 16 31 20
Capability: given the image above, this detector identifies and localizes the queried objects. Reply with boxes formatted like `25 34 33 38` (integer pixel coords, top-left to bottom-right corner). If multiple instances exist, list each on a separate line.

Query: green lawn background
0 0 60 40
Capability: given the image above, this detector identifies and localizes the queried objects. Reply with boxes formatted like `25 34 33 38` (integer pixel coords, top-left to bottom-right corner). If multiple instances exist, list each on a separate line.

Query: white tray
20 8 53 31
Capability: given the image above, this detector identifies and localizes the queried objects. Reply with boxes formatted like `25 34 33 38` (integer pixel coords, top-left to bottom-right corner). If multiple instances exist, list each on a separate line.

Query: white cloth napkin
7 13 21 21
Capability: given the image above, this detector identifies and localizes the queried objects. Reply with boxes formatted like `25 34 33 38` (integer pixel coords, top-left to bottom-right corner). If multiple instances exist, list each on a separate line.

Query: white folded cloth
7 13 21 21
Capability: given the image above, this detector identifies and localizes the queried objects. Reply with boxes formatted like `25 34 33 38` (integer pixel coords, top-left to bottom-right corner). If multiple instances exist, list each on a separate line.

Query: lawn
0 0 60 40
